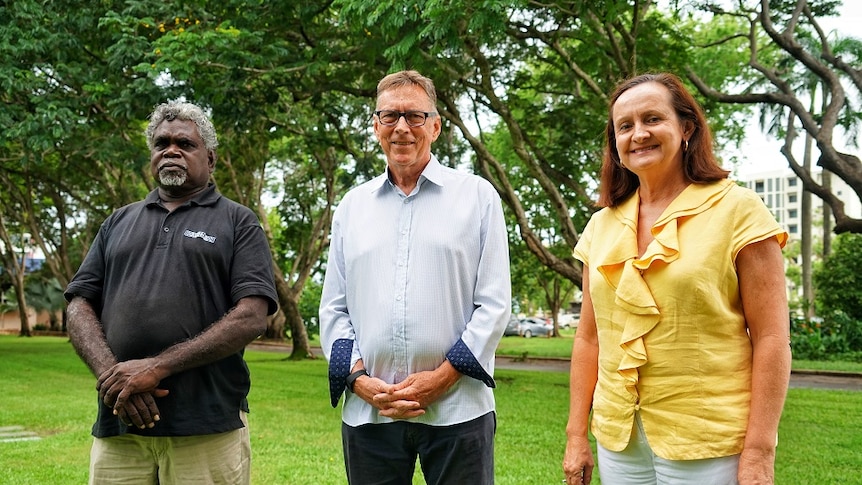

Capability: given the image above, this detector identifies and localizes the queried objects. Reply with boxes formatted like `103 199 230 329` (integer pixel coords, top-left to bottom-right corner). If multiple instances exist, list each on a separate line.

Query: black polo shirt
65 184 278 437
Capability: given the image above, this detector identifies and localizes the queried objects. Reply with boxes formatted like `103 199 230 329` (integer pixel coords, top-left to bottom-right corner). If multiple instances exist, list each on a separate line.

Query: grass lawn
1 335 861 484
497 329 862 373
496 329 576 359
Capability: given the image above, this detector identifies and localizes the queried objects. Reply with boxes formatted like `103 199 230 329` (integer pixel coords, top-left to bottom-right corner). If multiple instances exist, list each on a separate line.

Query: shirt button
634 404 640 411
163 227 169 232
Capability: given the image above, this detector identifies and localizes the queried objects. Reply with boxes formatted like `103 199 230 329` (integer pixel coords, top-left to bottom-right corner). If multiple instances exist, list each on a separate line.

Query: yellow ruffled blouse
573 179 787 460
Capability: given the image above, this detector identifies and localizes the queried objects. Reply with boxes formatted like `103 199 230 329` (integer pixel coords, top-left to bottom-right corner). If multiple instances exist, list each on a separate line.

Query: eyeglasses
374 110 437 127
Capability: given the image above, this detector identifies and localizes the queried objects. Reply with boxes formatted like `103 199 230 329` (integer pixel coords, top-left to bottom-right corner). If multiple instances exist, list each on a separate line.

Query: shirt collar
145 183 221 209
373 154 444 194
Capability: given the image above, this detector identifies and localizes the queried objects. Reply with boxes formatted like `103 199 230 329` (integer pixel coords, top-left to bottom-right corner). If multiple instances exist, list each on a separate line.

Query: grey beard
159 172 187 187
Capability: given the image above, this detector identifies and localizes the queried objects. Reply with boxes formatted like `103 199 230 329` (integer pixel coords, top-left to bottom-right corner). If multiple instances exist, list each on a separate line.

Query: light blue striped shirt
320 155 511 426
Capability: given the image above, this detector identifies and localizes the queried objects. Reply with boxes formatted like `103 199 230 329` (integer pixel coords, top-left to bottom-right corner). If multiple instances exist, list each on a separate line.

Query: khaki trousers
89 412 250 485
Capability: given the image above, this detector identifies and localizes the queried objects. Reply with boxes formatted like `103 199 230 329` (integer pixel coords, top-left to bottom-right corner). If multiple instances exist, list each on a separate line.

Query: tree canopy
2 0 859 345
686 0 862 232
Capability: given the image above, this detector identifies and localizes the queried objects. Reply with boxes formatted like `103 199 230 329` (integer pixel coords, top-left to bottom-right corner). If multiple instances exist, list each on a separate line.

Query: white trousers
597 413 740 485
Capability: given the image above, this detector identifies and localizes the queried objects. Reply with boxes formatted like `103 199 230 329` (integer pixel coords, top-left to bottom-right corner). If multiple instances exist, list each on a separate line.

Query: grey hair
144 101 219 152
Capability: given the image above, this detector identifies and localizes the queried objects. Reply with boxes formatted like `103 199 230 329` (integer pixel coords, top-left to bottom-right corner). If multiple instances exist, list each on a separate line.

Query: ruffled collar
596 179 735 398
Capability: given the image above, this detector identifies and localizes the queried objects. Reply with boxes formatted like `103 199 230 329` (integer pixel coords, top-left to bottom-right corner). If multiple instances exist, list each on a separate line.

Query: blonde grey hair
376 70 437 109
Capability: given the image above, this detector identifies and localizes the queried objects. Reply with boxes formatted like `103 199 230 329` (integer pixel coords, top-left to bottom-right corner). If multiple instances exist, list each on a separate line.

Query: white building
738 168 862 240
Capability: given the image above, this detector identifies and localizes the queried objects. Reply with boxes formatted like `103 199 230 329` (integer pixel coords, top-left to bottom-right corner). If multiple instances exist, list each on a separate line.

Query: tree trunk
541 277 573 337
802 133 813 318
0 214 30 336
822 169 833 257
283 293 314 360
272 271 315 360
13 285 30 337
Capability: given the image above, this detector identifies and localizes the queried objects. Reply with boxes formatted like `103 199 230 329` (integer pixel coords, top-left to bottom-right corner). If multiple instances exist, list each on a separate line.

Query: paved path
248 343 862 391
492 355 862 391
0 426 41 443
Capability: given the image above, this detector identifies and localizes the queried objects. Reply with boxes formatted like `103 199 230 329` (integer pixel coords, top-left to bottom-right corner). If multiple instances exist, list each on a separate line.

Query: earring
684 139 689 152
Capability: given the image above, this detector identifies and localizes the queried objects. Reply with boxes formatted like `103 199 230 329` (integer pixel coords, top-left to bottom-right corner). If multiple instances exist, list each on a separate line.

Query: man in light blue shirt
319 70 511 484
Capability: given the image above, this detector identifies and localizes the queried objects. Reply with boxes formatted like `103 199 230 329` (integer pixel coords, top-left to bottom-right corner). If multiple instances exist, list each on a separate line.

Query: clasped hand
97 358 169 430
353 370 451 420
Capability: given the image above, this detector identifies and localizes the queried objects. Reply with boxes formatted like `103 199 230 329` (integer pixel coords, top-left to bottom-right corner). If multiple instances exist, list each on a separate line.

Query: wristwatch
345 369 369 393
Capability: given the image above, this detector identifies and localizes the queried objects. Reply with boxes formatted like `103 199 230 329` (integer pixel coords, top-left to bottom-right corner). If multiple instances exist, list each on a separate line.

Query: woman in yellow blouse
562 73 791 485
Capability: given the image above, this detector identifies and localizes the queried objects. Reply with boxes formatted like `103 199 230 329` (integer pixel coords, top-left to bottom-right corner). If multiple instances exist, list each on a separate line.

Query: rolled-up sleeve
320 211 362 406
448 185 511 385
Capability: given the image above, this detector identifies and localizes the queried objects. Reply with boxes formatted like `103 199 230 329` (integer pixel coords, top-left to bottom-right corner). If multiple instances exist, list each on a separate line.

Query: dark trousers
341 411 496 485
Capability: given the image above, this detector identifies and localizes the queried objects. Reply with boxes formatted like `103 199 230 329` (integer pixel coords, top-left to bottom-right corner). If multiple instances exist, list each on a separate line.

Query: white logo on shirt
183 229 217 244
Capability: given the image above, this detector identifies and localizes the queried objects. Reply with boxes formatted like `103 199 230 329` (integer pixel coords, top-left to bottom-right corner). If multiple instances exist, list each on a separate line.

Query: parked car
518 316 552 338
557 313 580 329
503 315 521 336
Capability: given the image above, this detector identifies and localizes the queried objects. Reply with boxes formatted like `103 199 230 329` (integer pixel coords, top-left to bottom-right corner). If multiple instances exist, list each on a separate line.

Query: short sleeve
730 187 788 262
573 215 597 266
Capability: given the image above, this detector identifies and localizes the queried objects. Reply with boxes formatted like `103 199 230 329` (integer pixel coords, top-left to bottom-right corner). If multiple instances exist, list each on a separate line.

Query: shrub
813 233 862 324
811 233 862 354
790 313 862 362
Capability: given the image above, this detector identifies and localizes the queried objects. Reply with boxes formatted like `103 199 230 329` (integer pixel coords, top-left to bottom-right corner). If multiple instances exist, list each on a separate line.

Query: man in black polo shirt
65 101 278 485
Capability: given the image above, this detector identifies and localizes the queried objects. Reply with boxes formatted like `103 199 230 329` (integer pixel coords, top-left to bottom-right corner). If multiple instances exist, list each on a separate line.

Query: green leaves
5 0 854 324
814 233 862 321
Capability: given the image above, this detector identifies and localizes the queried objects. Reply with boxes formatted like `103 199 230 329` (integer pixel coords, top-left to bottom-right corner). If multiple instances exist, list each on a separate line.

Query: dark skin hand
98 358 168 409
97 362 170 428
113 389 170 428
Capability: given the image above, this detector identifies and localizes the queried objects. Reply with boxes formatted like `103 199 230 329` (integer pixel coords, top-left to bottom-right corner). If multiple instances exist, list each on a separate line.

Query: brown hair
598 72 729 207
376 70 437 110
